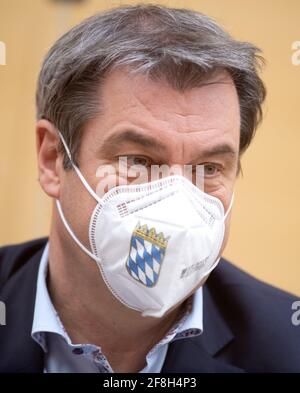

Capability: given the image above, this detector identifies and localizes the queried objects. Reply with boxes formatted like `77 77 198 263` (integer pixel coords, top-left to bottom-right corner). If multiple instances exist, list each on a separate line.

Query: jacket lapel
0 246 44 372
161 283 245 373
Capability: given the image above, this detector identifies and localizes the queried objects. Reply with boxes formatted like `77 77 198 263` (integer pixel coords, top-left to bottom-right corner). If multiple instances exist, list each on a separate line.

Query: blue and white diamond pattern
126 234 166 287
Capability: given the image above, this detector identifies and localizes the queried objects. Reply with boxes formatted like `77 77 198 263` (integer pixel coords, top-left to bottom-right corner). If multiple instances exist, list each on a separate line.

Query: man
0 4 299 373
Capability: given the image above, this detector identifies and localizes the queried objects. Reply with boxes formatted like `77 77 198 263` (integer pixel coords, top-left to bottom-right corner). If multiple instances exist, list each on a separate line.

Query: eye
126 155 152 167
203 163 221 177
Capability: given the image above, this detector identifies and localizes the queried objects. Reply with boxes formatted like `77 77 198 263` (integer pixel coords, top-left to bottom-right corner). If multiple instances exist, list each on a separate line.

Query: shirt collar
32 242 203 351
31 242 66 351
176 285 203 338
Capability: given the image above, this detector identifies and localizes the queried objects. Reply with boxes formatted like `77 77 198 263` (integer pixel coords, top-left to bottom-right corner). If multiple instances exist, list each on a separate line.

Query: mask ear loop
224 192 234 221
58 131 102 205
198 192 234 283
55 130 102 263
55 199 100 263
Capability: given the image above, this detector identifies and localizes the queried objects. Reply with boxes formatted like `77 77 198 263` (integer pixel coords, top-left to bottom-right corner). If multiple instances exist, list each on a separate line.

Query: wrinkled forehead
83 67 241 159
99 67 240 128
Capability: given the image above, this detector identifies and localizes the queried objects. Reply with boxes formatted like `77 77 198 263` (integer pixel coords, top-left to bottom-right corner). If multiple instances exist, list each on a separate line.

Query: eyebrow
196 143 238 160
97 129 238 160
97 129 167 156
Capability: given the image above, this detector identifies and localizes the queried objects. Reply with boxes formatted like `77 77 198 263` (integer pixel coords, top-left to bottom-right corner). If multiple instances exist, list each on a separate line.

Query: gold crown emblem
134 222 169 249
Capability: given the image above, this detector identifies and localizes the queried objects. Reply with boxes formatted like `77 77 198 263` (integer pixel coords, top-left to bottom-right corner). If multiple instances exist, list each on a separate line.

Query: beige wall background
0 0 299 295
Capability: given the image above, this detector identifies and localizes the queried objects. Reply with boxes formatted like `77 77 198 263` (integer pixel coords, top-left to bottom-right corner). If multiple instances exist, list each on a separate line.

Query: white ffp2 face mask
56 133 234 318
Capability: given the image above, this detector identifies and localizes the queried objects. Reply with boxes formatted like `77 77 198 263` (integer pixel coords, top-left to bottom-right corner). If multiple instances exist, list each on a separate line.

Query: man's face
58 67 240 256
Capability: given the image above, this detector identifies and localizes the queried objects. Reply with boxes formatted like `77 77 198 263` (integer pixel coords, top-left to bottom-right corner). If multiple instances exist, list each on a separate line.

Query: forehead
91 67 240 151
101 69 239 123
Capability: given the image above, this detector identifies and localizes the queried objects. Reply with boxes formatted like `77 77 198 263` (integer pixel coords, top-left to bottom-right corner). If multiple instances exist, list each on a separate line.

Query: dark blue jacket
0 238 299 372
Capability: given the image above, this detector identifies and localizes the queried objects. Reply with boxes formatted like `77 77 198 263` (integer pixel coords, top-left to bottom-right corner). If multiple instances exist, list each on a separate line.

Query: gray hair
36 3 266 169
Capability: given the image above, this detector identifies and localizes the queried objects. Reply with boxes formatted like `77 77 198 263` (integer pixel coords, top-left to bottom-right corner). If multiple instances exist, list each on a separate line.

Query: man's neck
47 230 186 371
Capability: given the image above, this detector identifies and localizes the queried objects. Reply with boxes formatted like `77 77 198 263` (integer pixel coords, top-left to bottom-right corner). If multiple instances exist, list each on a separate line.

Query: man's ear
36 119 62 199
